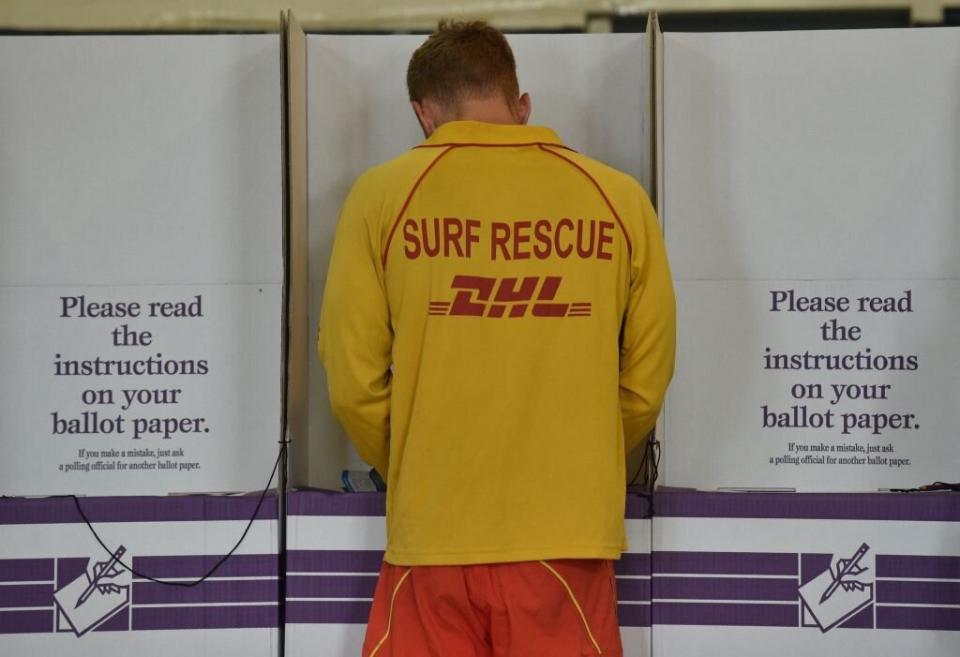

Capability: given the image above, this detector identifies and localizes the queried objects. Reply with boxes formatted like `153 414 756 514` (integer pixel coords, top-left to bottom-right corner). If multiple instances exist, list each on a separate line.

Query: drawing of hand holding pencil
54 545 132 637
820 543 870 602
799 542 874 633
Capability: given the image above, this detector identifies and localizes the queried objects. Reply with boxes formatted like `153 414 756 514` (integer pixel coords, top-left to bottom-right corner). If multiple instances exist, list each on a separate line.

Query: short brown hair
407 20 519 109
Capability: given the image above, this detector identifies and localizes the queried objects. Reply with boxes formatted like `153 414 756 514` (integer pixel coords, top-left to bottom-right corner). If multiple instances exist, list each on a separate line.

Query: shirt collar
417 120 565 148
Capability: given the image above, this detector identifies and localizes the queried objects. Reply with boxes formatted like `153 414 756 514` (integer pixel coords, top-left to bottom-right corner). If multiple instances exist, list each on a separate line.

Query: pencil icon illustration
76 545 126 608
819 542 869 604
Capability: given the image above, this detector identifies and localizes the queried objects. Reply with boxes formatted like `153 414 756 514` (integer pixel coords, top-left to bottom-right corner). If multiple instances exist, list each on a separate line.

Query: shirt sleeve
620 188 676 455
317 177 392 477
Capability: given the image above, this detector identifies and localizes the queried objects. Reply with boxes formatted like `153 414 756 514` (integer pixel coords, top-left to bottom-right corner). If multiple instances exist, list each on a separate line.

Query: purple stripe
877 555 960 580
655 491 960 522
57 558 90 589
616 578 651 602
617 603 651 627
132 604 278 630
287 550 383 573
625 494 653 519
837 604 873 629
0 609 52 634
615 553 651 576
800 553 831 586
878 580 960 605
654 551 797 576
653 602 798 627
288 490 385 517
0 559 53 583
877 606 960 631
0 495 278 525
286 600 371 624
93 608 129 632
133 579 278 604
132 554 277 579
0 584 53 608
287 575 377 599
287 490 656 519
7 490 955 524
653 576 798 602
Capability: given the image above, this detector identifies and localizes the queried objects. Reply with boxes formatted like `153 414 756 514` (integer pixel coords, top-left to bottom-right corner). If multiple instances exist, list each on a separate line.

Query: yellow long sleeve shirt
318 120 675 565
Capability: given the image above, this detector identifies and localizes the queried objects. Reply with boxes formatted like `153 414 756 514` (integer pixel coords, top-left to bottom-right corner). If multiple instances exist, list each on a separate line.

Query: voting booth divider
0 32 285 498
645 24 960 656
0 495 279 655
659 27 960 492
1 9 959 657
0 23 288 657
651 491 960 652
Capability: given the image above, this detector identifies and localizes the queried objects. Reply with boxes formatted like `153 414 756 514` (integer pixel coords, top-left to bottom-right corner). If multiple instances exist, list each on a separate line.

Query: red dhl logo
429 275 591 318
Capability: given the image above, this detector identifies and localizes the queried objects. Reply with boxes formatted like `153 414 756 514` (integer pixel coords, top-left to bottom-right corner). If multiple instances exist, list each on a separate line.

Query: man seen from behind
319 20 676 657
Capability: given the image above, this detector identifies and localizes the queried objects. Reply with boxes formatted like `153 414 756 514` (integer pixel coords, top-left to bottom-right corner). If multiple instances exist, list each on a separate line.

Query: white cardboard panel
666 280 960 490
0 35 283 286
0 628 277 657
661 28 960 491
0 35 283 495
306 33 647 487
662 28 960 282
653 512 960 656
0 284 280 495
0 513 278 655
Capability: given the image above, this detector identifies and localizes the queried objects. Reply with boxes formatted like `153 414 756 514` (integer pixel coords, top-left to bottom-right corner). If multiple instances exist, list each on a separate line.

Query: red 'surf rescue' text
403 217 615 261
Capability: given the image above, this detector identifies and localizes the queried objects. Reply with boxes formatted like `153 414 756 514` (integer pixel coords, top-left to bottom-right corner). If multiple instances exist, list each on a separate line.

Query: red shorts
361 559 623 657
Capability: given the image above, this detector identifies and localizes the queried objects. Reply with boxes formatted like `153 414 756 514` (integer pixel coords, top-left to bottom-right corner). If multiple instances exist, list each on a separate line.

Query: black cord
628 430 660 518
59 441 286 587
628 429 652 487
643 437 661 517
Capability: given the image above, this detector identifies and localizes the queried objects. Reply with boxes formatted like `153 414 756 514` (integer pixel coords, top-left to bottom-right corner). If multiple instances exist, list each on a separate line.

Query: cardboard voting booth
284 490 654 657
2 13 959 657
651 26 960 656
0 34 284 497
0 495 279 655
651 491 960 656
297 30 651 490
0 31 284 657
279 24 658 657
660 28 960 491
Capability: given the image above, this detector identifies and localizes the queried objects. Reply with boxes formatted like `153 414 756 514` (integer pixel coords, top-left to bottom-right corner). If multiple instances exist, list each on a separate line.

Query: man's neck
453 97 519 125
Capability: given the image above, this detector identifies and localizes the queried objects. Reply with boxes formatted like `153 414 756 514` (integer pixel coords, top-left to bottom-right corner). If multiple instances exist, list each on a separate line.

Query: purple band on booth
655 491 960 522
0 495 278 525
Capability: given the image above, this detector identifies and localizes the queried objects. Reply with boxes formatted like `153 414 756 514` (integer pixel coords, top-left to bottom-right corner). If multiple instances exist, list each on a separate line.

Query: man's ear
411 100 436 137
516 92 532 125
